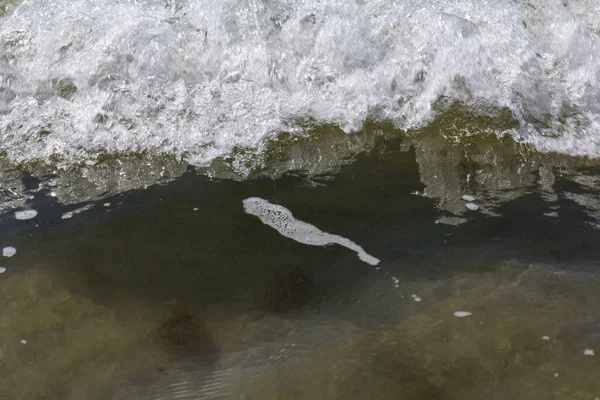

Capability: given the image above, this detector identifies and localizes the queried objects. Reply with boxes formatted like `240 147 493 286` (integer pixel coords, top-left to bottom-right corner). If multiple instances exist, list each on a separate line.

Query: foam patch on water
465 202 479 211
1 0 600 171
61 204 94 219
454 311 472 318
2 246 16 257
242 197 380 265
14 210 37 220
0 267 6 273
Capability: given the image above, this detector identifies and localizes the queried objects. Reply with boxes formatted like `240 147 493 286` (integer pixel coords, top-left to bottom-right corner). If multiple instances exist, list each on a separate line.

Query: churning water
1 0 600 172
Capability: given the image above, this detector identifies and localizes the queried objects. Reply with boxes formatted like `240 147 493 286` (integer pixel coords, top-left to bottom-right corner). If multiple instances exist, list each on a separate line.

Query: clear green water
1 133 600 399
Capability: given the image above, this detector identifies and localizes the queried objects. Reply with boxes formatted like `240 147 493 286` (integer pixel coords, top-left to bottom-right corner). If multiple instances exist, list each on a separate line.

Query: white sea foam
0 267 6 273
2 247 16 257
15 210 37 220
1 0 600 171
454 311 472 318
242 197 380 265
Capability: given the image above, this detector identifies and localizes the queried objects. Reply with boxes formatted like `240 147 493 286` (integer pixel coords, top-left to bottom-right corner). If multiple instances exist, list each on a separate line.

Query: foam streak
243 197 380 265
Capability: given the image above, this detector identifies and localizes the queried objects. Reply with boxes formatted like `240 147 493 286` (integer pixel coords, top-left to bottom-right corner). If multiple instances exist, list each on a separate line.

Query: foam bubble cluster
15 210 37 220
61 204 94 220
2 246 16 257
243 197 380 265
1 0 600 171
453 311 472 318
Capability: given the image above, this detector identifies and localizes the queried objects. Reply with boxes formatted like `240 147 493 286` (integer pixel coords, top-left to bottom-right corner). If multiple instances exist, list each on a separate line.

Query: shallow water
1 137 600 399
2 1 600 397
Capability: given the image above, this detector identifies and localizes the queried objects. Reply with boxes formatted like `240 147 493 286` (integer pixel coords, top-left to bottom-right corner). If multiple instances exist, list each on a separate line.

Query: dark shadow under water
1 139 599 399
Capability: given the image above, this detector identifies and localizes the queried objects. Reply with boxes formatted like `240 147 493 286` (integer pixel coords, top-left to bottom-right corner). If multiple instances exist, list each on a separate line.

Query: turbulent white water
1 0 600 169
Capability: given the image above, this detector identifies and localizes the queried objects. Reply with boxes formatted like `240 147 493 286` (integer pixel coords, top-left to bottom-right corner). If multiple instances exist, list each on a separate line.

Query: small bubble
584 349 595 356
454 311 472 318
2 247 16 257
0 267 6 274
20 339 27 345
542 336 550 340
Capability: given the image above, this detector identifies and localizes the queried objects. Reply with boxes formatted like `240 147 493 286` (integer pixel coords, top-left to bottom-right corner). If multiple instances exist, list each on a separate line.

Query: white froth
542 336 550 340
103 202 111 207
61 204 94 220
462 194 476 202
584 349 595 356
465 202 479 211
0 267 6 274
453 311 472 318
242 197 380 265
2 247 16 257
15 210 38 220
20 339 27 345
1 0 600 169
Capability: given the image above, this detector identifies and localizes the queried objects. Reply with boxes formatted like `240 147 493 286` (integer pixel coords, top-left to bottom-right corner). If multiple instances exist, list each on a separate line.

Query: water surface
1 137 599 399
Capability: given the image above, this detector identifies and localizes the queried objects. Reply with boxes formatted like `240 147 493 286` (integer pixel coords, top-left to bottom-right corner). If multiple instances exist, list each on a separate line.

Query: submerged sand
1 258 598 400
